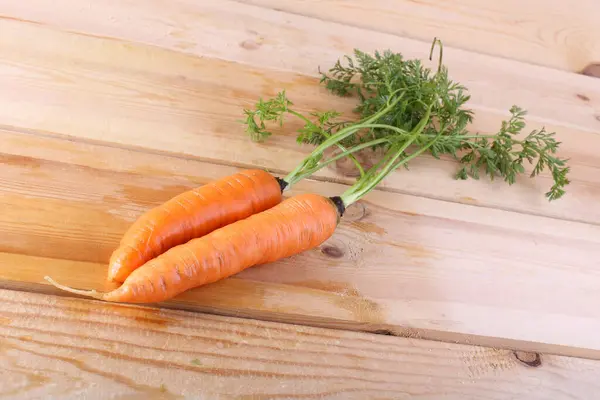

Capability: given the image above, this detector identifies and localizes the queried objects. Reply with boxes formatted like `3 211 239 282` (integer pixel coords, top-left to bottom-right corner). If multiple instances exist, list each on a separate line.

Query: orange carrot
108 87 391 283
107 169 283 283
45 107 446 304
46 193 340 303
47 89 447 303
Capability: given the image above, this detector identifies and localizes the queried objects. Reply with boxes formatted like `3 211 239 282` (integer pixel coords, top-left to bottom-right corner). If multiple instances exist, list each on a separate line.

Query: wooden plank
2 130 600 358
1 289 598 400
0 20 599 224
2 0 600 132
242 0 600 73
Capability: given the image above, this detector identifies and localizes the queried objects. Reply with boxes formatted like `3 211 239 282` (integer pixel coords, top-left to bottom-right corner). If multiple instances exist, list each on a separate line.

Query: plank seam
1 284 599 362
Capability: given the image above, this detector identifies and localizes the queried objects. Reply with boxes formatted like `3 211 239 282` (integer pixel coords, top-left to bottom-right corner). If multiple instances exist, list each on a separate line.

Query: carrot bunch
46 40 569 303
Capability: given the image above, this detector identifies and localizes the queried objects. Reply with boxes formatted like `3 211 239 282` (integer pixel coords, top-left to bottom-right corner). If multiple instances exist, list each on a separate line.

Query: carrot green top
242 39 570 205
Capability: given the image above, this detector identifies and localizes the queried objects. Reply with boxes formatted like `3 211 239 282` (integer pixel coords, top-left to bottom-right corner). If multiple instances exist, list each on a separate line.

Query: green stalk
429 37 444 73
422 132 533 147
353 124 410 136
287 109 365 178
284 91 407 185
285 137 391 186
340 104 435 206
422 133 494 140
342 133 443 206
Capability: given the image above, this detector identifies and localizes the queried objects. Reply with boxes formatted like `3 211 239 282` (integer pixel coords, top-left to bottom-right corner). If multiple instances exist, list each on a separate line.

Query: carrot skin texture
102 193 339 303
108 169 282 283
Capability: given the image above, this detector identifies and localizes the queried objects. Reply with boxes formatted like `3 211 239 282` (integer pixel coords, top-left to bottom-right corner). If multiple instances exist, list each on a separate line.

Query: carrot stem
340 103 438 206
287 137 390 184
288 109 366 178
284 90 406 186
429 36 444 73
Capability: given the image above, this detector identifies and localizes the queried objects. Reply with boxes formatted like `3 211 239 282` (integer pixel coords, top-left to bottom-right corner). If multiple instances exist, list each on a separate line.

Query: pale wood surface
3 1 600 132
0 18 599 224
242 0 600 73
2 130 600 359
1 289 599 399
1 1 599 395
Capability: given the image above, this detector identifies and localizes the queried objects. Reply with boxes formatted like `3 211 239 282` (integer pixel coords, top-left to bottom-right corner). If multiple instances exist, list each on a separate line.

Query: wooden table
1 1 600 398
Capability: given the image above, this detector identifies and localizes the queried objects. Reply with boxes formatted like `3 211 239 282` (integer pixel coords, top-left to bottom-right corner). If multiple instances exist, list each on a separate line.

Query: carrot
107 85 408 284
46 193 341 303
43 83 472 304
107 169 283 282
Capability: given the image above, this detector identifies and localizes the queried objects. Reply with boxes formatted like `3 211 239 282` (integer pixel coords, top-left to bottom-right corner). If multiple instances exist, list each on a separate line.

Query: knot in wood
576 93 590 102
342 202 368 222
581 63 600 78
321 245 344 259
514 351 542 367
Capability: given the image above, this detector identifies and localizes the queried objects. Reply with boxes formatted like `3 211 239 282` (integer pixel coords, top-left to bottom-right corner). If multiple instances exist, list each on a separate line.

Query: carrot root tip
44 276 106 300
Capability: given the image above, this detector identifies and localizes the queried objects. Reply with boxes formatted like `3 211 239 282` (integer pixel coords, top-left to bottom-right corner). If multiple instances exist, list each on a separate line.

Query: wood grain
3 130 600 358
0 18 599 224
0 2 598 394
242 0 600 73
3 0 600 132
1 289 599 399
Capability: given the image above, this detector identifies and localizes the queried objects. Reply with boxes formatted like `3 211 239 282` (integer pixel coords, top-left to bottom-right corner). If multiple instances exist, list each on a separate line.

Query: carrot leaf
243 90 293 142
242 39 570 202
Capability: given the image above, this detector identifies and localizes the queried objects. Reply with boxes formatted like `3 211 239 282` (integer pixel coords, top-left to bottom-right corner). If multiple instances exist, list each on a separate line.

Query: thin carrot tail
44 276 106 300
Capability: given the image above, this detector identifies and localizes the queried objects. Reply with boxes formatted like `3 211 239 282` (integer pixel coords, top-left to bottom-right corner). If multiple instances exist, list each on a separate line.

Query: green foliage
296 110 348 146
243 90 351 146
452 106 570 200
242 40 570 202
243 91 292 142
